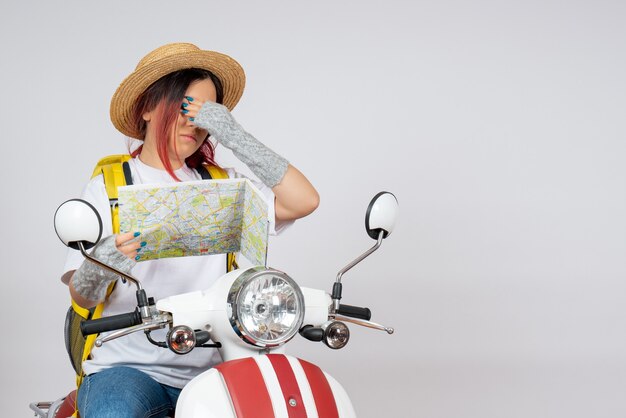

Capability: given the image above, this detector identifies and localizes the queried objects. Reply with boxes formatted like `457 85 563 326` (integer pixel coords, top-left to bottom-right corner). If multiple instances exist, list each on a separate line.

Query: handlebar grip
337 304 372 321
81 310 142 336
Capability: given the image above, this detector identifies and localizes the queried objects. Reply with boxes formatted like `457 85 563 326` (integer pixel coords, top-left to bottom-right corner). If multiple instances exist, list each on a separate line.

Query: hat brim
110 50 245 139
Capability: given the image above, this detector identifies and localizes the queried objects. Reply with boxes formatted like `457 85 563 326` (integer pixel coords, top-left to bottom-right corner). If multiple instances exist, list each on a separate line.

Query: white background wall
2 1 625 417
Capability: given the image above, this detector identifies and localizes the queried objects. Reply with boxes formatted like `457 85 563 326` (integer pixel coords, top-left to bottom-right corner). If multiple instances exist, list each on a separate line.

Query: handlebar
337 304 372 320
81 310 142 336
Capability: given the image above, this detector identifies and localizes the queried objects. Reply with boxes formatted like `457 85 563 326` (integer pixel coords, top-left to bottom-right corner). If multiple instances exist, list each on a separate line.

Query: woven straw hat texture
110 43 246 139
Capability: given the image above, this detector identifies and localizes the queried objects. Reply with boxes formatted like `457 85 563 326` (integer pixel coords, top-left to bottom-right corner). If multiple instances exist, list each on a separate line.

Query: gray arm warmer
71 235 136 302
195 102 289 188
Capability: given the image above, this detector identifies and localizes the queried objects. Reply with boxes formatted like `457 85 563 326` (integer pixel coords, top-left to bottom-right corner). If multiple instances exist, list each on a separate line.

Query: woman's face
142 77 218 165
170 78 217 161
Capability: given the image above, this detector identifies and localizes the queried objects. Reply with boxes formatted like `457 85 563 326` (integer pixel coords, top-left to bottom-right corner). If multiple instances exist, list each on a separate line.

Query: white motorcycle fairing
176 354 356 418
156 268 332 362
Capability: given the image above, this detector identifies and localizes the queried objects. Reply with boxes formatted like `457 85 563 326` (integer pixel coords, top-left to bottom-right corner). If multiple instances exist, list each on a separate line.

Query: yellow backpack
64 155 237 390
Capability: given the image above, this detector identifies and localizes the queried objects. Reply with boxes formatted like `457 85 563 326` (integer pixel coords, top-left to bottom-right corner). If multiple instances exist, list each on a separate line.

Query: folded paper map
118 179 269 266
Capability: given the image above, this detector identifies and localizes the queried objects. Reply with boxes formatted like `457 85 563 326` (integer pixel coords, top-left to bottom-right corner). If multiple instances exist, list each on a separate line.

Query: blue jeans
77 366 181 418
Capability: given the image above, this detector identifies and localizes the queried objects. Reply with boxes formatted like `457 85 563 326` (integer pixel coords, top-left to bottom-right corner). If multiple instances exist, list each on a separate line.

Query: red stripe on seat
267 354 308 418
215 357 275 418
299 358 339 418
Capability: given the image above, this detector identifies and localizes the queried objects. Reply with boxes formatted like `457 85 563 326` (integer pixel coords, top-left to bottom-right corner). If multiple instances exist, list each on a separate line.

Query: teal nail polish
133 232 140 237
189 117 195 122
182 109 189 114
182 103 188 108
135 255 140 261
186 96 194 102
140 241 147 247
136 248 141 252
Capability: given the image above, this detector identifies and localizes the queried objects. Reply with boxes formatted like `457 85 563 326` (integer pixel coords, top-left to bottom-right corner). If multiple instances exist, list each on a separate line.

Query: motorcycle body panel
156 268 332 362
176 354 356 418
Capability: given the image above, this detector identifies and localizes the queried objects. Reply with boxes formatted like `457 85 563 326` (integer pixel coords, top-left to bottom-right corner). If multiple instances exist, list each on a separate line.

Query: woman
62 43 319 418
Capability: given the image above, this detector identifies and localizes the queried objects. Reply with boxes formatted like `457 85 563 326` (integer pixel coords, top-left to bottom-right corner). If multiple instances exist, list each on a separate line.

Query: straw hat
110 42 246 139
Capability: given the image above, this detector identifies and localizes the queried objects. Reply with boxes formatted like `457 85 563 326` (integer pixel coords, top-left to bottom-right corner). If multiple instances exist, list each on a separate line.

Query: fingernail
133 232 140 237
186 96 194 102
135 255 140 261
182 103 188 108
136 248 141 253
182 109 189 114
140 241 147 247
189 117 195 122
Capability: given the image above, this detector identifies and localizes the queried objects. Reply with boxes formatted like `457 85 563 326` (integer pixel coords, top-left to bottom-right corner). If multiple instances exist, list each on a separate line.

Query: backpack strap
197 163 229 180
196 164 212 180
91 154 133 233
70 155 133 390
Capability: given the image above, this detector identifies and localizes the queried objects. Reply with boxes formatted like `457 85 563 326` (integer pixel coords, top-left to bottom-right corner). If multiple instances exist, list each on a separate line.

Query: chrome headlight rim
227 266 305 348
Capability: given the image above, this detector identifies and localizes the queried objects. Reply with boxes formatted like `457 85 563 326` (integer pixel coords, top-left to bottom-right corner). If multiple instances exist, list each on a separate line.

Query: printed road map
118 179 269 266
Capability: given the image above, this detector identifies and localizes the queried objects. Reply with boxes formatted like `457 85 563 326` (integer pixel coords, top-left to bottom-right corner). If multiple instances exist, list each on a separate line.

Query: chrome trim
322 320 350 349
333 315 395 334
78 241 142 290
95 313 171 347
167 325 196 354
333 230 385 312
227 266 305 348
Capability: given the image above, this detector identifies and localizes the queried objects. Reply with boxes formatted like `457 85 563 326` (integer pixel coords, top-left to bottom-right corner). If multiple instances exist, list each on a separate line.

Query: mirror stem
332 230 385 312
77 241 143 291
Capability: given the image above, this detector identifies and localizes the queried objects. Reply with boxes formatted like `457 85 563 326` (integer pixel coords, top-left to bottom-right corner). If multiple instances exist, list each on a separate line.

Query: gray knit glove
71 235 136 302
194 102 289 188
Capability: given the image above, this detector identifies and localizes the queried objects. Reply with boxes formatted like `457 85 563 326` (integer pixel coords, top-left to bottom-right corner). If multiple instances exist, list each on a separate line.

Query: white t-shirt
63 157 291 388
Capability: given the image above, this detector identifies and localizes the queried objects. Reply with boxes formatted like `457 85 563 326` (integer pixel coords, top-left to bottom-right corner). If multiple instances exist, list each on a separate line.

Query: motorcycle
31 191 398 418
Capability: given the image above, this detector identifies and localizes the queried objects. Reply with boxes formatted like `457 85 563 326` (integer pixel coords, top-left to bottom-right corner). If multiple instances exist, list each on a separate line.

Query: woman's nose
182 115 194 126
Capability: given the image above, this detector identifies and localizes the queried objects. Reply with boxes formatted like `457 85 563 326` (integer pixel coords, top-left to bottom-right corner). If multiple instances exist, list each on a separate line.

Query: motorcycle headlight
228 267 304 348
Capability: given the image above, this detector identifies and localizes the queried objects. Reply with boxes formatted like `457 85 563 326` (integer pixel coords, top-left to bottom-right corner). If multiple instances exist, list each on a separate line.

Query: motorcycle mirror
54 199 103 251
332 191 399 312
365 192 398 240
